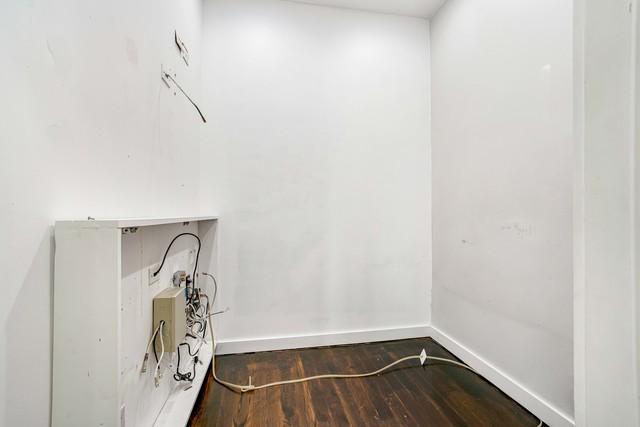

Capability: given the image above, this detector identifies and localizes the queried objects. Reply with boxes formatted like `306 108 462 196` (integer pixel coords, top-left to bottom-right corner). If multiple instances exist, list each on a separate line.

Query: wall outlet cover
148 264 160 286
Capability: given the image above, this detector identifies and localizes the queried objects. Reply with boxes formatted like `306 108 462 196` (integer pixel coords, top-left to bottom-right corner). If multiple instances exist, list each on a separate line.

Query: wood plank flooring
188 337 545 427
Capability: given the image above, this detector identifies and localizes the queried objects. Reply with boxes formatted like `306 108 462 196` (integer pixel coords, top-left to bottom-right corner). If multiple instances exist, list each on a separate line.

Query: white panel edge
55 216 219 229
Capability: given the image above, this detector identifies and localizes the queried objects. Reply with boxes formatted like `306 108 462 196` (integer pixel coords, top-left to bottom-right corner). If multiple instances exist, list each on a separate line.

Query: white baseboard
216 324 574 427
428 325 575 427
216 324 431 355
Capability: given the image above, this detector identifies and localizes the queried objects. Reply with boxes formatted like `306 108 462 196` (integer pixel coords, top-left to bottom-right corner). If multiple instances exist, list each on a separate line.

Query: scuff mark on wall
500 222 534 239
46 39 56 65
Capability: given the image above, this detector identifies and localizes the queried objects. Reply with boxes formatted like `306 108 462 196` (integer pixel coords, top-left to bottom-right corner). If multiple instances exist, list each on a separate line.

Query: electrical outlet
148 263 160 286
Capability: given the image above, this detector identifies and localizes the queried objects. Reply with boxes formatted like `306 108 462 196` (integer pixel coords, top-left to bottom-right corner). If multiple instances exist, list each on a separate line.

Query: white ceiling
287 0 447 18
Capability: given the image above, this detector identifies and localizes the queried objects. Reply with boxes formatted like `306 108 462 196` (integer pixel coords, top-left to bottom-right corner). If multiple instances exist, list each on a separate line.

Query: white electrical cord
200 275 543 426
206 309 437 392
154 321 165 387
141 321 163 373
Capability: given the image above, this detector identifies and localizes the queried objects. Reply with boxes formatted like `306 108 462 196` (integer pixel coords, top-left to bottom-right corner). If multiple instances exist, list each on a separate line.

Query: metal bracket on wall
161 64 172 88
175 30 190 66
160 64 206 123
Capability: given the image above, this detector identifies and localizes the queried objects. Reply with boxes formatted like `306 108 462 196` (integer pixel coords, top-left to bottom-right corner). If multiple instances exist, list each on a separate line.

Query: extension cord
201 285 542 427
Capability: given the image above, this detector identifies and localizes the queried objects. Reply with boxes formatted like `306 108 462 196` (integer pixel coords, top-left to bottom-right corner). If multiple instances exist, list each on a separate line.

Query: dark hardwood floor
189 337 545 426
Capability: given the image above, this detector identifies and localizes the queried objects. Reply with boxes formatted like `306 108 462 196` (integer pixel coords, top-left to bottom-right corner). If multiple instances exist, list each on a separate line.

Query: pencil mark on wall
501 222 534 240
46 39 56 65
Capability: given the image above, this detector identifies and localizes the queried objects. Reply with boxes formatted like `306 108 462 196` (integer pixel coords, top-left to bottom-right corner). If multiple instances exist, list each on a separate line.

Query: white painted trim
55 216 219 229
216 324 431 355
573 1 586 425
428 325 575 427
216 324 574 426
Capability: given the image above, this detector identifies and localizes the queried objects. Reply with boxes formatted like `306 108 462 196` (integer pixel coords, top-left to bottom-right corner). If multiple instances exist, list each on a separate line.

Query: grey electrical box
153 287 187 351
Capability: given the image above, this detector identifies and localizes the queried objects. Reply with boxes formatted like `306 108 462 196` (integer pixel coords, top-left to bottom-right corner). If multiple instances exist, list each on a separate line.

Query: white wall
636 1 640 420
430 0 574 423
574 0 640 425
200 0 432 346
0 0 206 425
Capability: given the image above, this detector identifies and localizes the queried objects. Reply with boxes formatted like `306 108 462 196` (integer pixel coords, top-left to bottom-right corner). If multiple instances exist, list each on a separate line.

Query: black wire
153 232 201 300
187 319 206 340
194 318 207 339
153 333 158 363
152 320 166 364
179 342 199 357
193 319 205 332
174 343 197 382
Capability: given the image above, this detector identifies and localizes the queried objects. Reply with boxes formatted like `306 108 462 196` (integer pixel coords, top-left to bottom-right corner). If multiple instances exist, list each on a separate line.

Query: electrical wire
152 232 201 300
180 341 202 358
154 321 166 387
174 343 198 382
202 273 218 306
152 328 159 364
205 304 422 392
199 294 210 315
145 233 207 385
173 274 212 383
141 322 163 373
201 273 544 426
